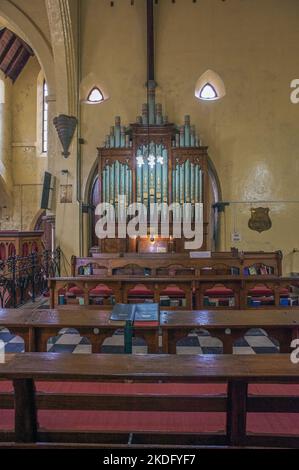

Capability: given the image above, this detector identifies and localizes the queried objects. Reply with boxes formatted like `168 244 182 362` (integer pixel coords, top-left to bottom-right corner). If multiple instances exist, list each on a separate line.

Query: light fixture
199 83 218 100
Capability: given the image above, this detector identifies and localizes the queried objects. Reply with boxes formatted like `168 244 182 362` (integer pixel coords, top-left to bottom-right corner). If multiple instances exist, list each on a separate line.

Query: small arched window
195 70 226 102
87 87 104 104
42 80 48 153
200 83 218 100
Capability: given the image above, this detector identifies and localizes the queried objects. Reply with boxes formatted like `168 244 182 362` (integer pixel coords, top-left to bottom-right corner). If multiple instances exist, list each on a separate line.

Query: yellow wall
0 71 12 206
0 0 299 275
78 0 299 274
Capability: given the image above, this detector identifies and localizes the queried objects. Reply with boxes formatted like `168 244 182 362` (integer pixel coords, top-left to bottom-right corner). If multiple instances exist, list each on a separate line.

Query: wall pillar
213 203 229 252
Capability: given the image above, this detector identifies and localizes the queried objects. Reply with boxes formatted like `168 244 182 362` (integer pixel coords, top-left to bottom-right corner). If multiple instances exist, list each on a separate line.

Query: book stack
230 267 240 275
78 265 93 275
244 265 274 276
204 297 235 308
159 297 187 307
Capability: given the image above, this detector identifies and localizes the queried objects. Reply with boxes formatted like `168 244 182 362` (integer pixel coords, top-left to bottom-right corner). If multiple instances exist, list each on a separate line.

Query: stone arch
0 69 12 207
45 0 77 115
30 209 46 232
0 176 10 207
83 160 100 252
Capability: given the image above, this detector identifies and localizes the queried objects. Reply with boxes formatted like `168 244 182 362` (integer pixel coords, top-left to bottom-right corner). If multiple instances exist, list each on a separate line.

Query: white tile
73 345 92 354
9 336 25 344
58 328 72 335
233 347 255 355
245 328 267 336
132 346 148 354
245 335 275 347
102 335 125 346
55 334 82 345
197 336 222 347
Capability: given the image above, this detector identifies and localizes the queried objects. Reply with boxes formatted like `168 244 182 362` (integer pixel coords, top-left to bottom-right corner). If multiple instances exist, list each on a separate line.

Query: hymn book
110 303 159 322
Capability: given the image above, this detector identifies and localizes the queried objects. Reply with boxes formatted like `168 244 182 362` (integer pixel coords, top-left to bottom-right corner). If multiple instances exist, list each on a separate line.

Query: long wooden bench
49 275 299 310
161 310 299 354
2 308 299 355
1 353 299 448
0 309 159 353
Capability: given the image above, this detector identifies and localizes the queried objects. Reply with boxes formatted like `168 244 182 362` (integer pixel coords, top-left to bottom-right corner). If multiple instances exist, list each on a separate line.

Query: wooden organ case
97 107 211 254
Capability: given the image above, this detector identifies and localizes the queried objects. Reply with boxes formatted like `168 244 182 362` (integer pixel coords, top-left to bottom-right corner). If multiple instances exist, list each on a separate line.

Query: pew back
1 353 299 448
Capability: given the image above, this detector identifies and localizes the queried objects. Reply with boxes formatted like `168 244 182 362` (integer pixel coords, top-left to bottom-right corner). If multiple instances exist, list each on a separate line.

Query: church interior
0 0 299 451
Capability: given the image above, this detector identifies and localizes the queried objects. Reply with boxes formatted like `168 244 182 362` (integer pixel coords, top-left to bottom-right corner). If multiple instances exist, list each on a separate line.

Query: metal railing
0 249 61 308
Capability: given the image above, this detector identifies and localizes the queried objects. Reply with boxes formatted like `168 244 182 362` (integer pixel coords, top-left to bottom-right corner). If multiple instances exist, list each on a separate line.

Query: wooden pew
160 309 299 354
48 275 299 310
0 353 299 448
71 251 283 277
2 307 299 355
49 275 196 309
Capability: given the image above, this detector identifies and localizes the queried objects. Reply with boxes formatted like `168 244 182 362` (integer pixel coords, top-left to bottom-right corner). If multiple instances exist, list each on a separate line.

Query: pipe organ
98 104 210 253
136 143 168 206
102 161 133 208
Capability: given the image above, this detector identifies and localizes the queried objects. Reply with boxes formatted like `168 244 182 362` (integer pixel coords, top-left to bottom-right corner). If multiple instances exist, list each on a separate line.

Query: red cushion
160 286 185 297
128 289 154 296
128 284 154 297
249 287 273 296
89 285 113 296
280 288 289 296
205 287 234 297
67 286 84 296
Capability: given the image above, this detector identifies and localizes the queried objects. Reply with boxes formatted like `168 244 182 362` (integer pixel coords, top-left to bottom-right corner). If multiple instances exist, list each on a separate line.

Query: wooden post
227 380 248 446
49 279 55 308
147 0 155 83
124 320 133 354
13 379 38 443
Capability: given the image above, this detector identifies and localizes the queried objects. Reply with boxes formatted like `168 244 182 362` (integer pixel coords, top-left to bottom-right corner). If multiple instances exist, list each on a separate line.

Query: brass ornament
248 207 272 233
53 114 78 158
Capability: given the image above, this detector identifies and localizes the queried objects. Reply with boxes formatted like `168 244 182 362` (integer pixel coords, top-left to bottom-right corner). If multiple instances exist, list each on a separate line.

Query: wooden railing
0 250 61 308
48 275 299 310
71 251 283 277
